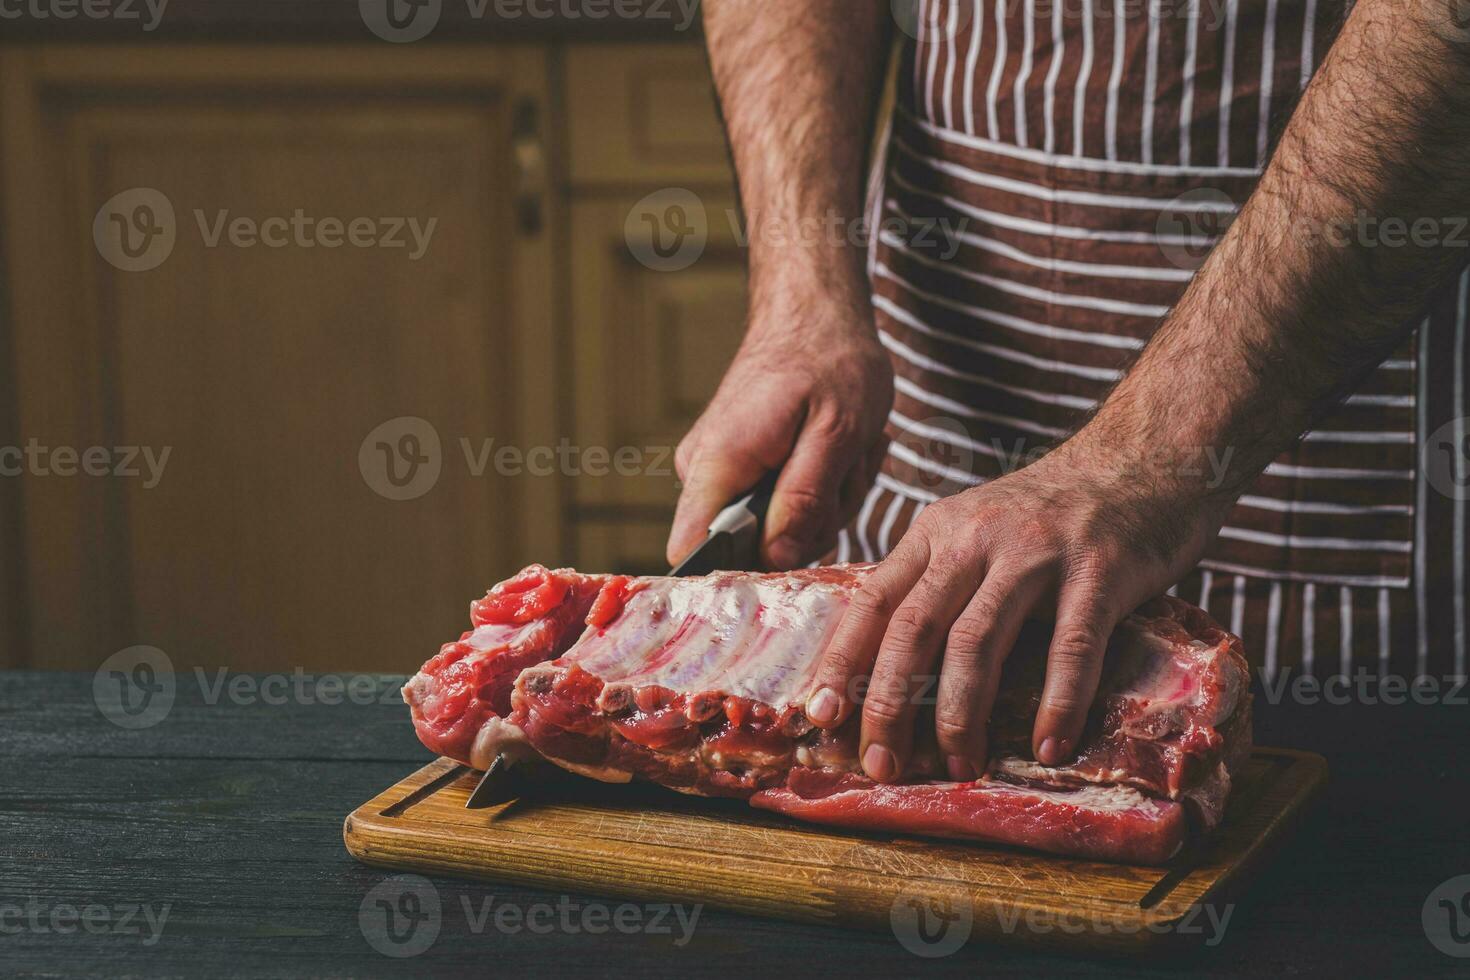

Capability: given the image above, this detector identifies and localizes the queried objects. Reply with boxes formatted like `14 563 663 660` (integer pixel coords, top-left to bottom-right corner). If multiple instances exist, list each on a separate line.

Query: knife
466 472 781 809
667 470 779 577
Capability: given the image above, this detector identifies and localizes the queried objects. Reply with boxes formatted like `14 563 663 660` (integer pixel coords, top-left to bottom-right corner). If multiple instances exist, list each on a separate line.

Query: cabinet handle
512 99 546 238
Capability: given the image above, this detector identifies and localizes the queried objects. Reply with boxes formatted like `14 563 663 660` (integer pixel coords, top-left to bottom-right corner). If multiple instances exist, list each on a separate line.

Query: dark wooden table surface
3 668 1467 977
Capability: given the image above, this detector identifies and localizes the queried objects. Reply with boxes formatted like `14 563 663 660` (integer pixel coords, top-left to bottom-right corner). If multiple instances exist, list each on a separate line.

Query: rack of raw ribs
405 563 1252 865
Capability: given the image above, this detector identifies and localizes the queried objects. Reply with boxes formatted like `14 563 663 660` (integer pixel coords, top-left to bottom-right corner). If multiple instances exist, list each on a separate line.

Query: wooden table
3 669 1466 977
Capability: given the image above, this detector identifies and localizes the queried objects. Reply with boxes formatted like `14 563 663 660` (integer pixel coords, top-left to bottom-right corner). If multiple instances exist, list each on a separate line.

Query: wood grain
345 748 1327 955
0 45 560 672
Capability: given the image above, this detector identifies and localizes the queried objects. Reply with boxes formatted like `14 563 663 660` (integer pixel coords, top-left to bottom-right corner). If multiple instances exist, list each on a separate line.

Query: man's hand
804 438 1231 782
669 0 892 569
809 0 1470 785
667 288 892 570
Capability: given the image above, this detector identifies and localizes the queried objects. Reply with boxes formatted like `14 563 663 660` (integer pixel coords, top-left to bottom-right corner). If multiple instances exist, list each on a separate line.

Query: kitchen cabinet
0 40 743 671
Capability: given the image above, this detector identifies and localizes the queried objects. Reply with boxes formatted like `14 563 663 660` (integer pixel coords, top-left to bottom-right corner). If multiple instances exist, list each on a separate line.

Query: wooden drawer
564 44 733 186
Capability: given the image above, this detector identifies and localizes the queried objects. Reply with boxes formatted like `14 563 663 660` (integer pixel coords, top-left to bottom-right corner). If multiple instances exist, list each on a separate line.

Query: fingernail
862 743 898 782
805 687 841 726
946 755 977 782
1038 737 1071 766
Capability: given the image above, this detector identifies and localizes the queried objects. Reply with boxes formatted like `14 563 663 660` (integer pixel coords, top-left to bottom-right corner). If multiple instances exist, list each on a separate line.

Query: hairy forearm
1080 0 1470 511
703 0 891 319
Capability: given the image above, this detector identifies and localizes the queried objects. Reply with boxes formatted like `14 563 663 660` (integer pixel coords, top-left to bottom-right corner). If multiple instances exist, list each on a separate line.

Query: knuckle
1065 544 1113 585
809 408 860 446
674 441 695 480
1048 625 1107 675
776 485 829 527
814 647 860 683
850 586 896 622
934 713 979 746
926 546 979 584
861 693 908 730
888 603 940 650
1043 692 1091 718
945 619 992 661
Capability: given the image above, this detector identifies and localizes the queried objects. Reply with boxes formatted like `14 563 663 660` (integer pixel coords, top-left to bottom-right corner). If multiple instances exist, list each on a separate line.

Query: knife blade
464 753 520 810
668 470 779 577
466 471 781 809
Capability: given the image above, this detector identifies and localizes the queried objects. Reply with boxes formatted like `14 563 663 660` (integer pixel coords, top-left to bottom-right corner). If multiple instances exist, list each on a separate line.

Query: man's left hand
802 435 1233 783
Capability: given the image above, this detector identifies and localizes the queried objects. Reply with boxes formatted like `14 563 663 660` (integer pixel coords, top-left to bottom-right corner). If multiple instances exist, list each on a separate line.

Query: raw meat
404 564 1252 864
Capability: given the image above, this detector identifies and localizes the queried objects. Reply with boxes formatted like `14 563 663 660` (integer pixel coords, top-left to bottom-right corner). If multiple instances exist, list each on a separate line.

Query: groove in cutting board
344 747 1326 954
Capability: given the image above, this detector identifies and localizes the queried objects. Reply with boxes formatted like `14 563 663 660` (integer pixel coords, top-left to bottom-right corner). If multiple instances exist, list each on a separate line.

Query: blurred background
0 1 753 673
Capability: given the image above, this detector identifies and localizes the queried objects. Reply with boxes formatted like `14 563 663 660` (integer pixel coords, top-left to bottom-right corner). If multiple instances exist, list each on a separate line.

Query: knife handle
742 470 780 527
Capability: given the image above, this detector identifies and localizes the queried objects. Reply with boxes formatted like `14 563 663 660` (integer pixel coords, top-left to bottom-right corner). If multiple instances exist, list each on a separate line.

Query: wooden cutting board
344 747 1325 954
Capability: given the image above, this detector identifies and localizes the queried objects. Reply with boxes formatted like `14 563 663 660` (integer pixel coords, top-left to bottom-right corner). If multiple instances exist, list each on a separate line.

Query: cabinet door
561 45 748 571
0 46 561 672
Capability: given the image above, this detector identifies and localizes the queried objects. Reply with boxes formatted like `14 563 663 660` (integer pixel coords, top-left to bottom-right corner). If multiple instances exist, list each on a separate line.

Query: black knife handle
743 470 780 527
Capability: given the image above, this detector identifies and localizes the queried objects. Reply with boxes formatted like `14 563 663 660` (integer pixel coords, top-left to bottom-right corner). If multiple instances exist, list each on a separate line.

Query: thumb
667 449 766 566
763 423 857 570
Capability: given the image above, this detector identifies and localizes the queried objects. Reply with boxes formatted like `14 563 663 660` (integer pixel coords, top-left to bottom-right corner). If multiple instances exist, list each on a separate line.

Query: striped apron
839 0 1470 681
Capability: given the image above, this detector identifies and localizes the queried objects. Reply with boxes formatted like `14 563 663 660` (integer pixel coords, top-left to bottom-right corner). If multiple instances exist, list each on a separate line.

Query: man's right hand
666 284 892 571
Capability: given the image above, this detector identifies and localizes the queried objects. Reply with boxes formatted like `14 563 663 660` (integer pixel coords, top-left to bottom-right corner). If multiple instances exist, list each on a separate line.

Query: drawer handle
512 99 546 238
